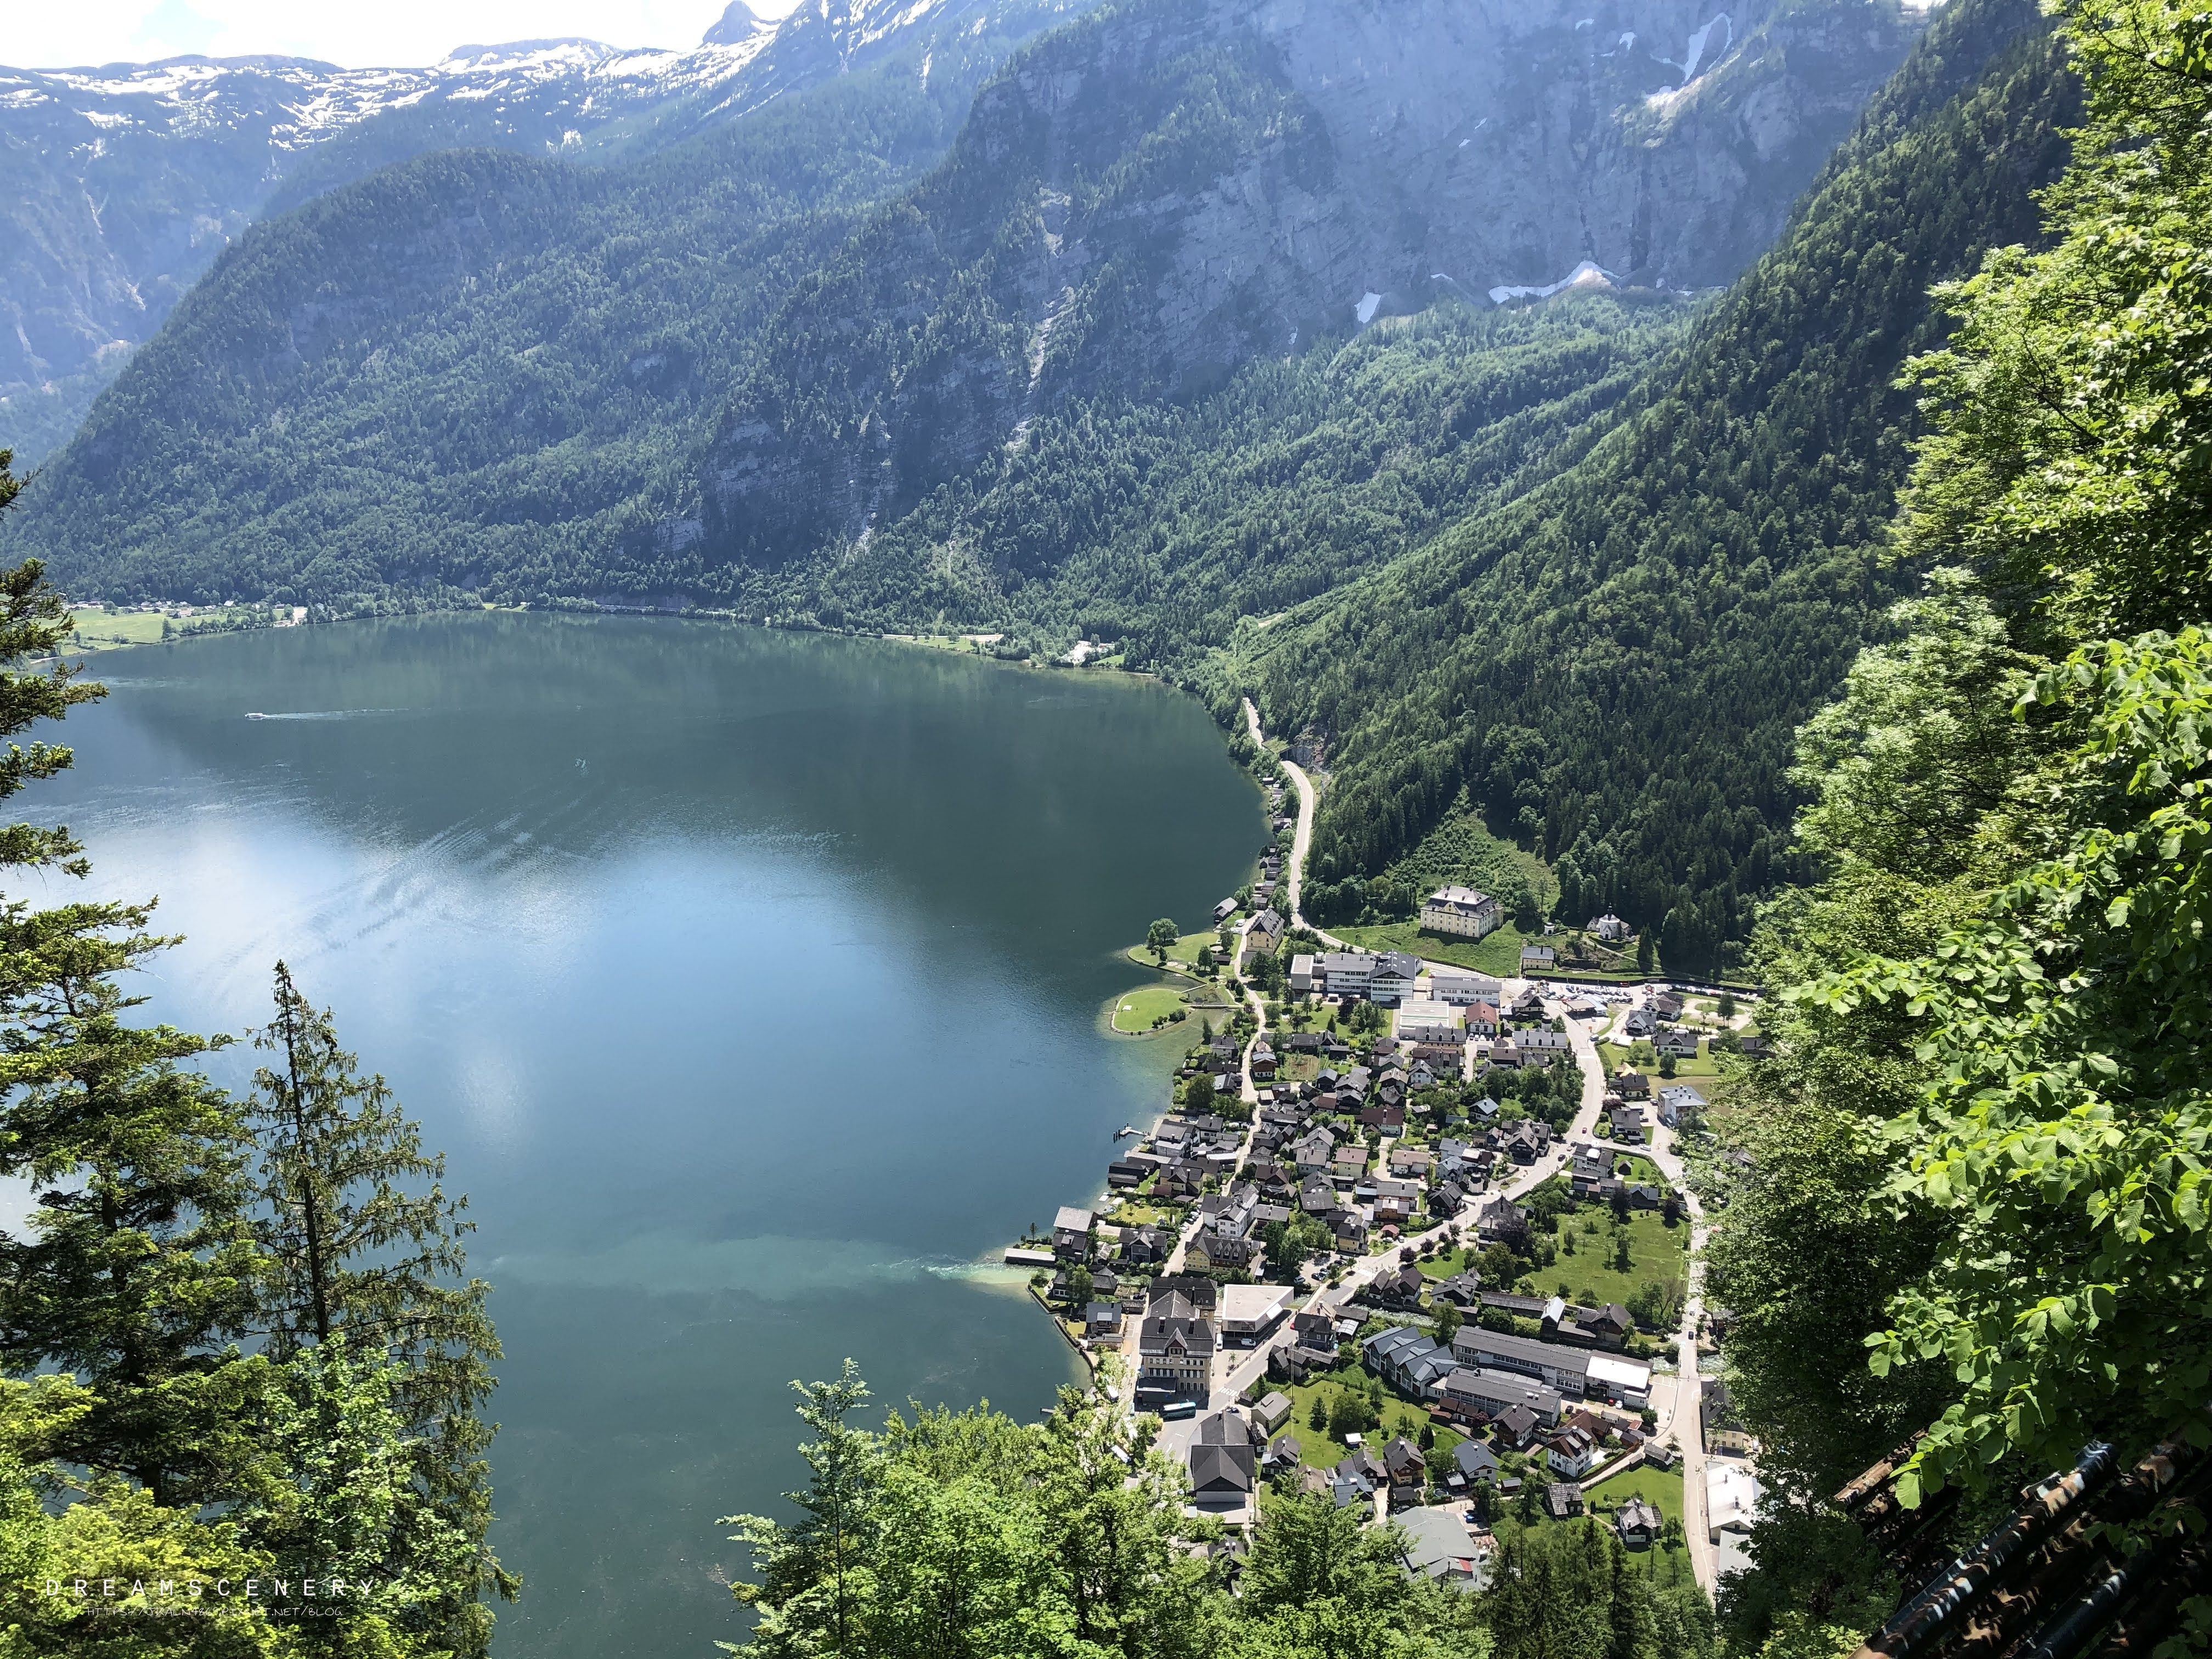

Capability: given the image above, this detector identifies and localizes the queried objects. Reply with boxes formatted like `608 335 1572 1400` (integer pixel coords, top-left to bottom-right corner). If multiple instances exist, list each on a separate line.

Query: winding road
1205 701 1728 1588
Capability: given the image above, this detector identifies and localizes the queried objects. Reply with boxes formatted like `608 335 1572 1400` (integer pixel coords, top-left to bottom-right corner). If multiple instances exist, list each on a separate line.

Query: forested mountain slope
1231 0 2074 973
1 16 1077 603
0 0 1093 462
677 0 1921 582
765 292 1705 647
9 0 1925 601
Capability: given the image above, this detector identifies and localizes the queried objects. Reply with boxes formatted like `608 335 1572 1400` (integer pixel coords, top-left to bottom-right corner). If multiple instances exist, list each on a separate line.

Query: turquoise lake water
31 613 1263 1656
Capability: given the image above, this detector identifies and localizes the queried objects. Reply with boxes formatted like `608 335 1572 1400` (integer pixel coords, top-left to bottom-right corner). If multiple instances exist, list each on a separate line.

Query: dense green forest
782 295 1701 648
1224 0 2074 972
1706 0 2212 1640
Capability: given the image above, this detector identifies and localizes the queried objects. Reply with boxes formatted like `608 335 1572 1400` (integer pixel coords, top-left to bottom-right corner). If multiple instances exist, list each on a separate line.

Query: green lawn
1416 1245 1481 1282
1334 920 1531 977
1104 1199 1171 1227
1583 1457 1685 1516
1108 984 1190 1034
1272 1374 1464 1474
1125 928 1238 975
1600 1039 1722 1080
1544 1211 1689 1308
1496 1462 1695 1584
66 607 284 650
1591 1152 1666 1186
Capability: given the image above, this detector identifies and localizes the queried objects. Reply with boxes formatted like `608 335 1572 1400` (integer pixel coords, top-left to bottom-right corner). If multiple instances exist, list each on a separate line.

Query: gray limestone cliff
695 0 1928 571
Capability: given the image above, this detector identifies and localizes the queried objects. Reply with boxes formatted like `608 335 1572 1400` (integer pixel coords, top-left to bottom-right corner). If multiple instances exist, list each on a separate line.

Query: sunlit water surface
27 614 1262 1657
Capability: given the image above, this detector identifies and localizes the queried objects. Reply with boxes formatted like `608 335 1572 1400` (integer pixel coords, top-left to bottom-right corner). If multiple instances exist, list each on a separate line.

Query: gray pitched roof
1189 1441 1255 1493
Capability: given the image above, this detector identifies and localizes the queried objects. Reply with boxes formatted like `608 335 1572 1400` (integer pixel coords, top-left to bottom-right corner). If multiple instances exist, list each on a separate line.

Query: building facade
1421 886 1503 939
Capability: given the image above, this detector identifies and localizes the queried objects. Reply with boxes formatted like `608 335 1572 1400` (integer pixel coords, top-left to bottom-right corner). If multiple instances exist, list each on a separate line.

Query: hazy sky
14 0 802 71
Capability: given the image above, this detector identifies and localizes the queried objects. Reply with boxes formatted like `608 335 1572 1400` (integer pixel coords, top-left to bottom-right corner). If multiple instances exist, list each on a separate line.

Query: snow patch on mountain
1487 260 1617 304
1652 12 1731 84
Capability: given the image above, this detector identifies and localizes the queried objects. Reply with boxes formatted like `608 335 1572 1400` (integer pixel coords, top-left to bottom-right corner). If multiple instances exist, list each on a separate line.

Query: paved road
1175 707 1736 1587
1242 698 1347 949
1567 1005 1720 1588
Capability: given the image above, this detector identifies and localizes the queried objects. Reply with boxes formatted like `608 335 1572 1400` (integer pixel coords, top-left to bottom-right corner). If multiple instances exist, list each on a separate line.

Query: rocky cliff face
696 0 1927 572
0 0 1087 462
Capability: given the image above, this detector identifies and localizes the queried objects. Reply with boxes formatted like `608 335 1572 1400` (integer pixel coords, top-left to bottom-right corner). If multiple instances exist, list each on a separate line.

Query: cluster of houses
1020 876 1734 1563
1211 832 1291 936
1243 1302 1659 1525
1043 944 1652 1352
1083 963 1594 1300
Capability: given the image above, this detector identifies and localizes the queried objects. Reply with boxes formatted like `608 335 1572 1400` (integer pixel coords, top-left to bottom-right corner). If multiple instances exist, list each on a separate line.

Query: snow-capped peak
703 1 774 46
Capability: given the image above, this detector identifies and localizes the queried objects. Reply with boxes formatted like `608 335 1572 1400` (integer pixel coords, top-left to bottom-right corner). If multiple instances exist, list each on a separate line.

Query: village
1004 703 1762 1595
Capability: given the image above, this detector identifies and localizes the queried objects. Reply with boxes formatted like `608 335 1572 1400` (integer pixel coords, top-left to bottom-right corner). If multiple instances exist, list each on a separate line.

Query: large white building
1421 885 1503 939
1395 998 1466 1043
1318 951 1374 996
1429 970 1504 1006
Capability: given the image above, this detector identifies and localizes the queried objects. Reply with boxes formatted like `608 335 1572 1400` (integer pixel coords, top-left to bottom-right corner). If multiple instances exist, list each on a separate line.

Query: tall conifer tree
247 962 515 1650
0 506 266 1505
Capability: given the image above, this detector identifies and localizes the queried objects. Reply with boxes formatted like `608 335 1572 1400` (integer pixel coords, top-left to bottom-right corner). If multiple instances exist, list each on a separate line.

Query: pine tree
0 540 266 1506
246 962 514 1651
724 1360 882 1656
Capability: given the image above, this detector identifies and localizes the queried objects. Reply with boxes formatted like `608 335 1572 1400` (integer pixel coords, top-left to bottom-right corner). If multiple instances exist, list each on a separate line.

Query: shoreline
59 595 1176 692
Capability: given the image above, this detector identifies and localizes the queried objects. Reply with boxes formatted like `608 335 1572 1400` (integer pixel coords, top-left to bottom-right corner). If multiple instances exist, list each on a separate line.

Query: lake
29 612 1263 1657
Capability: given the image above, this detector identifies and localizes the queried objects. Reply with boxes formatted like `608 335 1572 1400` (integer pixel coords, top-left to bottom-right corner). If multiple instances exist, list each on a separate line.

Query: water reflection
30 614 1262 1657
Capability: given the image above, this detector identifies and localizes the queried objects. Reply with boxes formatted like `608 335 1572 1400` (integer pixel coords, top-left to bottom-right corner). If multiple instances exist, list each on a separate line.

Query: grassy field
1600 1039 1722 1079
1544 1211 1689 1307
1272 1374 1464 1473
68 608 284 650
1108 984 1189 1034
1334 920 1531 977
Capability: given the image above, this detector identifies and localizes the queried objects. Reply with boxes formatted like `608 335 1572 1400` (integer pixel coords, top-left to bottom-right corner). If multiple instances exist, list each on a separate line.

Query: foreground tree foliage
1713 0 2212 1645
725 1366 1712 1659
0 459 509 1654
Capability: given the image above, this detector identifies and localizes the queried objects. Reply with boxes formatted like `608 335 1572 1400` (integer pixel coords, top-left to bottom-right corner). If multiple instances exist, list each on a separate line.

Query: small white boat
245 712 268 720
1113 1125 1137 1139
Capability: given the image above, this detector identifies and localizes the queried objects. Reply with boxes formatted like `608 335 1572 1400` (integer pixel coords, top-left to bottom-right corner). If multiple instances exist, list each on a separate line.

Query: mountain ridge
679 0 1930 579
5 0 1932 606
0 0 1087 462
